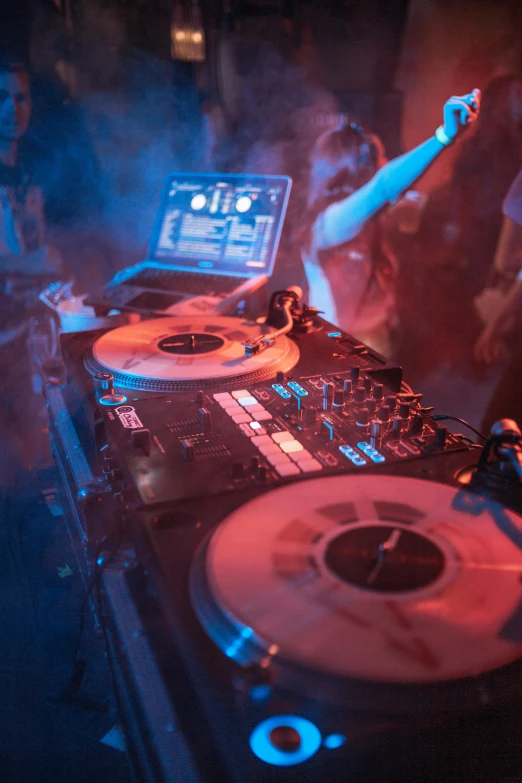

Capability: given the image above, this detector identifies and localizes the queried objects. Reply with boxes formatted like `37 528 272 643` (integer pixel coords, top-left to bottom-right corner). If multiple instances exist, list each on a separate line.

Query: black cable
60 534 120 700
431 414 487 442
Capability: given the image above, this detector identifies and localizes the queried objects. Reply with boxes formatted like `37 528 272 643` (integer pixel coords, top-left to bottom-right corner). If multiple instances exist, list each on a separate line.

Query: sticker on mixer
115 405 143 429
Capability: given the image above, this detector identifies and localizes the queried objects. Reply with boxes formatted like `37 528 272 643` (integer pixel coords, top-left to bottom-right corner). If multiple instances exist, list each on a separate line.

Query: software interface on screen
152 177 288 275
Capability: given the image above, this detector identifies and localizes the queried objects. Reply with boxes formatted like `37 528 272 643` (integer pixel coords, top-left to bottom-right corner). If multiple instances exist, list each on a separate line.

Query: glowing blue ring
249 715 322 766
99 395 127 406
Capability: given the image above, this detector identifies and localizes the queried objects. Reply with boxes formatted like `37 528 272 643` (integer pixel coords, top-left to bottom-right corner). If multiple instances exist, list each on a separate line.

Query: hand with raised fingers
441 89 481 143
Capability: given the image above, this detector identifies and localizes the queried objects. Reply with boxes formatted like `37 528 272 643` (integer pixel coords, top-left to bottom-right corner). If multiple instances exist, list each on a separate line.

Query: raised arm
314 90 481 250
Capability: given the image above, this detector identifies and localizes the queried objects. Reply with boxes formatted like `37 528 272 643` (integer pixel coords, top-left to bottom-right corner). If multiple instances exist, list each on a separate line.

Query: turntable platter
191 475 522 685
84 316 300 391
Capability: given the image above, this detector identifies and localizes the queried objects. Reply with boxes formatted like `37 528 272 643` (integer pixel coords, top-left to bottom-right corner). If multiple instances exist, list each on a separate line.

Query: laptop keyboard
127 269 244 296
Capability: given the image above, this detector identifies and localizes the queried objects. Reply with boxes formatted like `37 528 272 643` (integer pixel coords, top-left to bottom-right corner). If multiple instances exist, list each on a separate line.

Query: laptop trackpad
126 291 186 310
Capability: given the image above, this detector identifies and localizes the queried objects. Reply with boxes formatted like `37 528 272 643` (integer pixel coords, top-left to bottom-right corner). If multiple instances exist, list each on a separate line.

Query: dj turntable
46 297 522 783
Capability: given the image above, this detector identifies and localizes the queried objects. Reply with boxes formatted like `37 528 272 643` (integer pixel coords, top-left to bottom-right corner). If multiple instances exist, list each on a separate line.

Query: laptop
87 172 292 317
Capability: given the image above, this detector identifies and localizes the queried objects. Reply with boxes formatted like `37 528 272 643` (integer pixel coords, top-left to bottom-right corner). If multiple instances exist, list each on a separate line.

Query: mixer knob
434 425 448 448
363 377 372 393
332 389 345 407
378 404 390 422
256 465 268 482
353 385 366 404
93 371 114 399
342 379 353 396
356 407 369 427
399 401 411 419
195 389 205 405
410 413 424 434
370 419 384 440
250 455 260 471
180 438 195 462
304 407 318 426
373 383 384 401
198 407 212 431
275 371 285 384
386 395 397 413
322 382 334 399
366 397 377 416
350 366 360 382
390 417 403 437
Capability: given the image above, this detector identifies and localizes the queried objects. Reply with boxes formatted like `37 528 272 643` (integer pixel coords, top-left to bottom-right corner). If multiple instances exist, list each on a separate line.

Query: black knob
356 407 369 426
198 407 212 431
257 465 268 482
399 401 411 419
232 462 244 478
322 382 334 399
353 385 366 404
332 389 345 407
366 397 377 416
373 383 384 401
378 404 390 422
350 366 360 382
434 425 447 448
275 371 285 384
363 377 372 393
180 438 195 461
386 395 397 413
250 455 260 471
343 379 353 395
410 413 424 434
195 389 204 405
304 407 318 425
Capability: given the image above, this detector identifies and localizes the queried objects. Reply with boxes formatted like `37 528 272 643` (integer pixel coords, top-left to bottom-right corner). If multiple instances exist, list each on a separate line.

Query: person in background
301 90 480 356
447 75 522 298
475 168 522 433
0 56 62 486
0 57 62 341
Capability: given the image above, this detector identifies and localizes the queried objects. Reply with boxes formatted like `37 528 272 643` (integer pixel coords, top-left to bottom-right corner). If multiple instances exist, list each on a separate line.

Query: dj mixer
46 299 522 783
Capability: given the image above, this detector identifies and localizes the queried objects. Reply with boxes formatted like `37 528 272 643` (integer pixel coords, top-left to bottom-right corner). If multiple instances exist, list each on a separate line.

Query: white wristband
435 125 453 147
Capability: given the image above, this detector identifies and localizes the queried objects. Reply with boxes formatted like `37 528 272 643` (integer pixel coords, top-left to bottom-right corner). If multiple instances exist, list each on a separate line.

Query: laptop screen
148 173 292 277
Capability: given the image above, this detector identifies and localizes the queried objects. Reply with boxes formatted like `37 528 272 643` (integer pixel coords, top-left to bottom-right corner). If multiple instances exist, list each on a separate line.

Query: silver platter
191 474 522 710
84 315 300 391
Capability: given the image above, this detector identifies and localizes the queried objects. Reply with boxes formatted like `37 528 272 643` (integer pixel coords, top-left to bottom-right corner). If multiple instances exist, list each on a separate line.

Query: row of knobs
306 373 427 441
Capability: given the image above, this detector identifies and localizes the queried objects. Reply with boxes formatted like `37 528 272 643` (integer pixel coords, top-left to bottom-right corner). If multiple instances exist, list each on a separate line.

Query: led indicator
249 715 322 766
323 733 346 750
